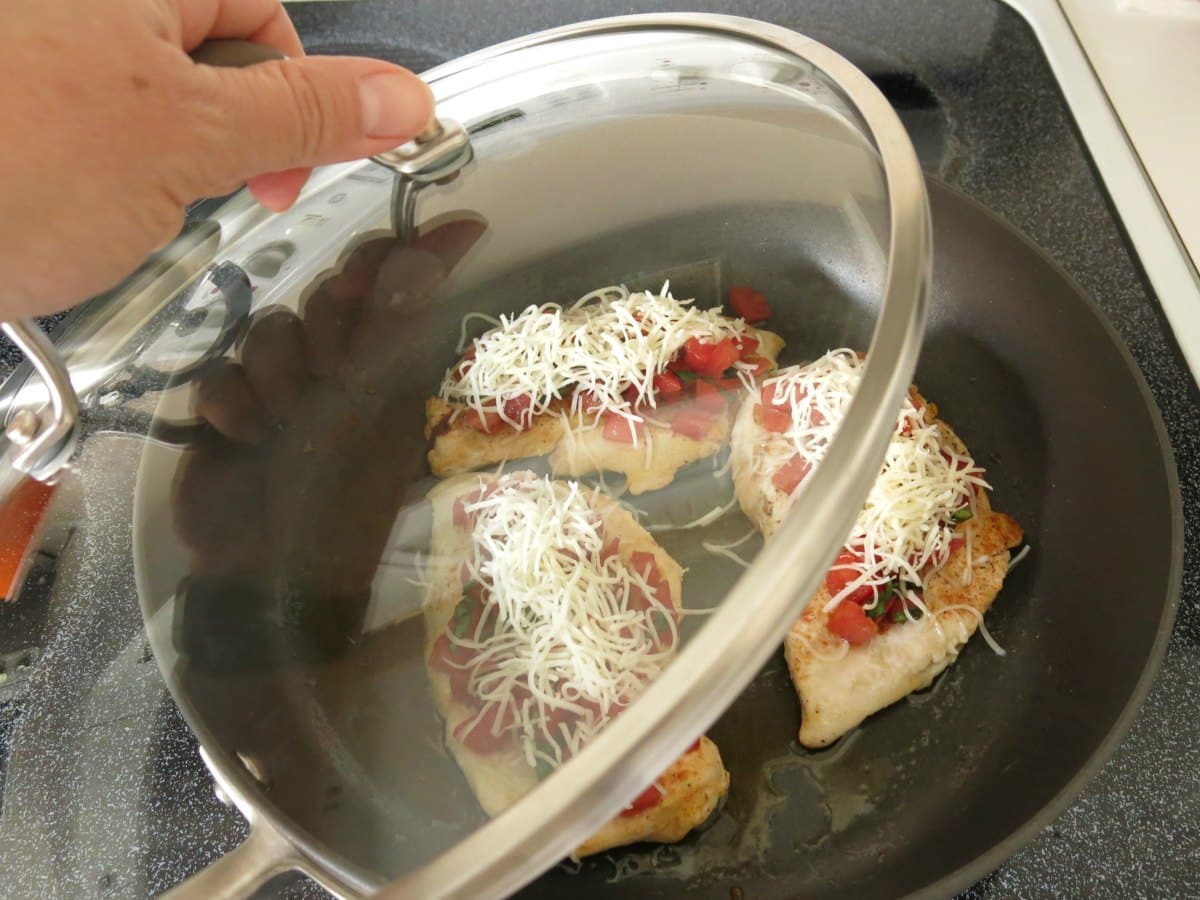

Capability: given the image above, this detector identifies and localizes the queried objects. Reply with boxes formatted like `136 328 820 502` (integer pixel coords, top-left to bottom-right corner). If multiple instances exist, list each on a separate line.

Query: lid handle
191 39 472 183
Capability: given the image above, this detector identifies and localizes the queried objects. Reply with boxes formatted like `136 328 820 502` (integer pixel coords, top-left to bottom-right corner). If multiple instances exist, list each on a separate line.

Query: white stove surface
1059 0 1200 368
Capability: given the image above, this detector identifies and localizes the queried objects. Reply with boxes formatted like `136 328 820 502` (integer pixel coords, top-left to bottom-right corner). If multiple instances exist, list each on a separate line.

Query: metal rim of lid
62 13 930 899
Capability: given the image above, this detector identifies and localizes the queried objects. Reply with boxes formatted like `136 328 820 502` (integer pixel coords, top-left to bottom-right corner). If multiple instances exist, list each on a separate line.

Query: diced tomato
728 286 772 322
717 377 745 394
737 335 760 358
575 389 606 414
949 535 966 554
693 380 727 412
708 338 742 375
452 484 495 530
682 337 740 378
741 355 773 379
602 412 644 443
451 345 478 380
668 406 713 440
503 394 533 429
629 550 660 583
760 382 789 409
463 408 505 434
626 582 653 613
756 403 792 433
653 580 673 609
827 599 879 646
545 703 580 738
454 703 516 755
941 449 971 472
653 371 684 395
824 548 875 605
682 337 717 374
600 537 620 564
771 454 812 494
620 783 664 817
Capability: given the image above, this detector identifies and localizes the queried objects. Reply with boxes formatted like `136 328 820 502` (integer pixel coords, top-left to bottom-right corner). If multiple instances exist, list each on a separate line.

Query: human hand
0 0 435 320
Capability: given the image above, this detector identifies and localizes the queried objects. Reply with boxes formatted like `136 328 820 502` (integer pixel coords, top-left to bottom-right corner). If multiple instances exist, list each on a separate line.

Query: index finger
176 0 305 58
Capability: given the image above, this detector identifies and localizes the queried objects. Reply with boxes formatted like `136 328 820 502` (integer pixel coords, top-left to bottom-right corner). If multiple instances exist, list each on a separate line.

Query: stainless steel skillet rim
137 12 931 899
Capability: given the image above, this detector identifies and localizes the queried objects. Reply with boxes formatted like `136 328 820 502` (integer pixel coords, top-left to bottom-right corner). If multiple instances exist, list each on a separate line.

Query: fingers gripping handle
191 40 471 183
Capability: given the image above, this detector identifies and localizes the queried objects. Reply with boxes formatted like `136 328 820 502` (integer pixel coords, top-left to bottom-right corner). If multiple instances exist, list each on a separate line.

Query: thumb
192 55 435 184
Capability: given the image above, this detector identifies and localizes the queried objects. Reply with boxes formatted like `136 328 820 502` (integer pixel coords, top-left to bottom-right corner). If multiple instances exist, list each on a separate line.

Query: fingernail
358 71 434 139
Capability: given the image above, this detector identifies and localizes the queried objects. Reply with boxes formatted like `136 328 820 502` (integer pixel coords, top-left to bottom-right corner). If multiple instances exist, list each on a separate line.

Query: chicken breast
426 328 784 494
731 379 1024 748
785 489 1022 747
423 472 730 855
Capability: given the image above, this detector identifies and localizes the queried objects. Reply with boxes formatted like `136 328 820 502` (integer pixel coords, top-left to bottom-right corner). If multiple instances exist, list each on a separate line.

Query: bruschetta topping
755 350 990 641
431 473 678 771
440 284 771 447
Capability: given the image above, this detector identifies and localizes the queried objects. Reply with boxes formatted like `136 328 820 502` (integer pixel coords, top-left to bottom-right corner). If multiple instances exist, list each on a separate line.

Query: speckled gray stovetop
1 1 1197 898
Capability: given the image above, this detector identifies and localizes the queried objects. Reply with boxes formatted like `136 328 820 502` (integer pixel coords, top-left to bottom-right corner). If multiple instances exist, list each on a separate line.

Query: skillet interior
135 176 1178 896
515 180 1179 898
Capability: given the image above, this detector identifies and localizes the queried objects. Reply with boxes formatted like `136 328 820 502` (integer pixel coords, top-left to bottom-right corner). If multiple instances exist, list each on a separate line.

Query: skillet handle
160 808 300 900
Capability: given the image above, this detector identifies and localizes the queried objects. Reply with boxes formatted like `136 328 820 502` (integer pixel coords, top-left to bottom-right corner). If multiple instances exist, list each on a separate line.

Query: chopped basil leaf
533 736 561 780
650 610 670 633
866 581 901 619
892 607 908 624
952 506 974 523
676 370 698 382
452 591 475 639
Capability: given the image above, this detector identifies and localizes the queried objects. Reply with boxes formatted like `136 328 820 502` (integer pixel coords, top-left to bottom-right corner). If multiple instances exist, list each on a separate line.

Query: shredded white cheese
449 473 678 769
441 282 752 436
1007 544 1031 572
936 603 1007 656
755 350 988 612
646 494 740 533
700 530 757 569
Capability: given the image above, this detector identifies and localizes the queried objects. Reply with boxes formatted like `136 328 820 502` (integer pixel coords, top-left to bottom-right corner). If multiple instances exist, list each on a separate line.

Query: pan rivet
6 409 41 446
237 751 270 788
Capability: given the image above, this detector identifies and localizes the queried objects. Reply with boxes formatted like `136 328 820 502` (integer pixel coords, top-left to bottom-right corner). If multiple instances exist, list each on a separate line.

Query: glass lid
0 14 928 899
